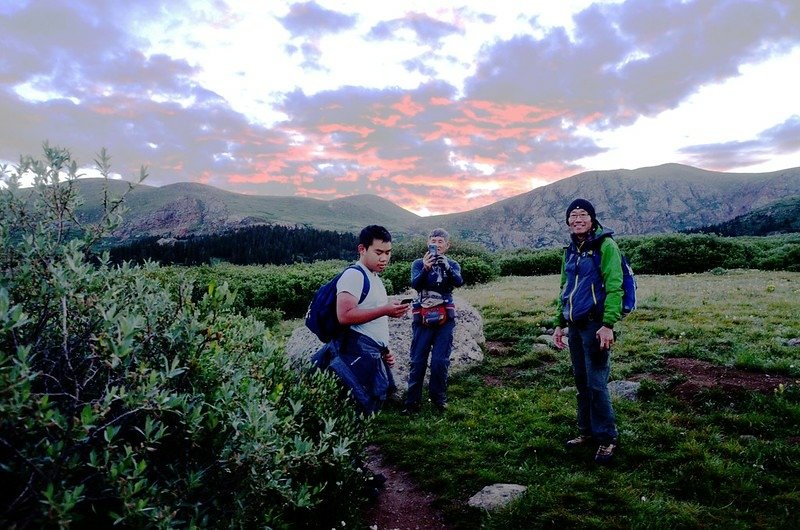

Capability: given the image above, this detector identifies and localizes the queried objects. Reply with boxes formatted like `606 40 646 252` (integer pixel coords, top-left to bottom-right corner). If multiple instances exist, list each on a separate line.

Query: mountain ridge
411 163 800 248
71 163 800 249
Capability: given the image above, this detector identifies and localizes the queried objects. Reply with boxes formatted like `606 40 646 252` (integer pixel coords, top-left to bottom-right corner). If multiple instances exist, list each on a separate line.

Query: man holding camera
402 228 464 414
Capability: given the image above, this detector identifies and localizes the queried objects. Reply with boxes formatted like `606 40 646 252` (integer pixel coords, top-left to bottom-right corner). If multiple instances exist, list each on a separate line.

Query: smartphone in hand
428 243 438 255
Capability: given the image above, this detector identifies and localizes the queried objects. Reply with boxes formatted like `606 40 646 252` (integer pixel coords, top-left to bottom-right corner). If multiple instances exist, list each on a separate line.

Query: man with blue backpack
553 198 635 464
307 225 410 415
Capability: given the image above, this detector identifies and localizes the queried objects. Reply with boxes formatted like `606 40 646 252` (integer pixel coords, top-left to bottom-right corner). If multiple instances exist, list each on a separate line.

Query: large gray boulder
284 295 485 396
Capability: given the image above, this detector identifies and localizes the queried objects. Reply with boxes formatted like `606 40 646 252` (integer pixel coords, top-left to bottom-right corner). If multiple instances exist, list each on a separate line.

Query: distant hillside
72 163 800 250
685 195 800 236
417 164 800 249
73 179 420 239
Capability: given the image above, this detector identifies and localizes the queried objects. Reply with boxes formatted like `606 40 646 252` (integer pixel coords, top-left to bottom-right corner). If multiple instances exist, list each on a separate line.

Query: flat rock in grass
468 483 527 511
559 380 641 401
284 295 485 397
608 380 641 401
786 338 800 347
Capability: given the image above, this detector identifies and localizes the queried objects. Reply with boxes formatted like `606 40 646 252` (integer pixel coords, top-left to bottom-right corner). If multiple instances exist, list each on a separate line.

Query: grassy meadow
369 270 800 529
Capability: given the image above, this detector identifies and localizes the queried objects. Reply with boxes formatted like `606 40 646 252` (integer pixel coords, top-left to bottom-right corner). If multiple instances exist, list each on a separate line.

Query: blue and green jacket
554 226 624 329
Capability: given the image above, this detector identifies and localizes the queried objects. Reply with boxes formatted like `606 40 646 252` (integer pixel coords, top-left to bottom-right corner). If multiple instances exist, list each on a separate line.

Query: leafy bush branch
1 145 371 528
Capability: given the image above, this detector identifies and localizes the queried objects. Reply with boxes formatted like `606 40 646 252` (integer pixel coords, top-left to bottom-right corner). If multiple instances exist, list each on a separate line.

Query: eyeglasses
568 213 591 221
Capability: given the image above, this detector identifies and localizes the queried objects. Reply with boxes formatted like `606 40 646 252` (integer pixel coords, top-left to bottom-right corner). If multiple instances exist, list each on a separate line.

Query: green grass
371 271 800 529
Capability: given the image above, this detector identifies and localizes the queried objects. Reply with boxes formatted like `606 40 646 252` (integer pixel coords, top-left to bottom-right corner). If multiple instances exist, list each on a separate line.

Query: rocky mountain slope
73 179 420 238
686 194 800 236
414 163 800 248
73 163 800 249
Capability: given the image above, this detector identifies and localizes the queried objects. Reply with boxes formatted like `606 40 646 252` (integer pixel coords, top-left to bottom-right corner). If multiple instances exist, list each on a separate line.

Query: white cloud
577 46 800 172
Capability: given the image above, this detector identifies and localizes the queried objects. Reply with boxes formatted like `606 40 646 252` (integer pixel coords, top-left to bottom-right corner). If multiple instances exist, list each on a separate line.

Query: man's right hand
553 326 567 350
386 300 410 318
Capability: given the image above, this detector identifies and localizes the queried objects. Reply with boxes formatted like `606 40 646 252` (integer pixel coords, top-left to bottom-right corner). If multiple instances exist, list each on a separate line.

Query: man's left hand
382 350 395 367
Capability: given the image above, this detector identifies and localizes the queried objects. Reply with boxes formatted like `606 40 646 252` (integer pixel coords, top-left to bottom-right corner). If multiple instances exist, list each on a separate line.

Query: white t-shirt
336 262 389 347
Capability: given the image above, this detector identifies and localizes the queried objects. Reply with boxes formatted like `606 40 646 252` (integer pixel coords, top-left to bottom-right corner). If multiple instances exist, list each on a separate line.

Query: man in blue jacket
553 199 623 464
402 228 464 414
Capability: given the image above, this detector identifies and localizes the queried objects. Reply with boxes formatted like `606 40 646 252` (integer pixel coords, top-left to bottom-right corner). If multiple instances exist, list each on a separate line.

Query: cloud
275 2 358 70
466 0 799 129
679 115 800 170
368 12 462 45
272 80 593 211
277 1 357 38
0 1 294 187
760 115 800 153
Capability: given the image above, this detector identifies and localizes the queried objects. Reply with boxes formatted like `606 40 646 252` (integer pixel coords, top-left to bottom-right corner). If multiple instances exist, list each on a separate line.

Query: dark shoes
594 442 617 464
400 401 447 414
400 403 421 416
365 472 387 500
566 435 618 463
369 472 387 487
565 434 593 448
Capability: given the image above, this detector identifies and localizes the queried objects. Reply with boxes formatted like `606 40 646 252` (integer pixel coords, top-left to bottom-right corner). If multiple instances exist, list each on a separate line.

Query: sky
1 0 799 216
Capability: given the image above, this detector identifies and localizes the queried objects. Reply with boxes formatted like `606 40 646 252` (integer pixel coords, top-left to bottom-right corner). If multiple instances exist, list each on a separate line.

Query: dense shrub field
491 233 800 276
153 237 503 325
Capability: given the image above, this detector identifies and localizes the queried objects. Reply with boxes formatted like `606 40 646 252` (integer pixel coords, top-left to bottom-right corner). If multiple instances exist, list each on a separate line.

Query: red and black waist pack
412 301 455 326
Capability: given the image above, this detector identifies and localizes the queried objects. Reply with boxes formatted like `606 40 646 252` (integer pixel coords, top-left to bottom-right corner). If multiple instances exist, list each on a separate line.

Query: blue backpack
590 243 637 317
305 265 370 343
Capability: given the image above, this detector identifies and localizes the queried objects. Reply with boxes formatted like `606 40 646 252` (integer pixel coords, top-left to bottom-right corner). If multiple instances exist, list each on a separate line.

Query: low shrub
756 241 800 271
151 260 350 320
498 248 563 276
382 260 411 294
391 236 491 263
460 256 499 285
498 234 800 277
622 234 760 274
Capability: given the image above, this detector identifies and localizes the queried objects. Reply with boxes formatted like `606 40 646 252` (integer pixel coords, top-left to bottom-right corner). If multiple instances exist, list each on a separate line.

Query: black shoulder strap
345 265 370 304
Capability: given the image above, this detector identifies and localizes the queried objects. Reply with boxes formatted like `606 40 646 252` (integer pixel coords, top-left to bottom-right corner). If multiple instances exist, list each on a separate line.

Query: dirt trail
363 445 453 530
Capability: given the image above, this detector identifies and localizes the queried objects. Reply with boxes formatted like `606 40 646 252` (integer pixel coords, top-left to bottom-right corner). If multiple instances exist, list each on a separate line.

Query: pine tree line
108 224 359 265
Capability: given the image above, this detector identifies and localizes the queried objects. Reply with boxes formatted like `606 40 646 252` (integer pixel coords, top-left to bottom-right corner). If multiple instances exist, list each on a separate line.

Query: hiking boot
369 472 387 488
400 403 421 416
594 442 617 464
433 402 448 413
565 435 593 448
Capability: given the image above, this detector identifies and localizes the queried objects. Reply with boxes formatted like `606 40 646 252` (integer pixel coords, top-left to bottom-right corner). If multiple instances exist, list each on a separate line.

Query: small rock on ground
467 483 527 511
